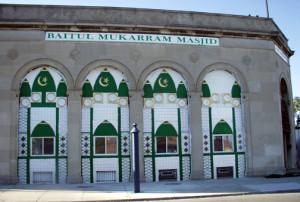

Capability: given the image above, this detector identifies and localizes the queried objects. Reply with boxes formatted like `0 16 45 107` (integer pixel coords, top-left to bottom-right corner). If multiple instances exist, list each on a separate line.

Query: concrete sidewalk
0 176 300 201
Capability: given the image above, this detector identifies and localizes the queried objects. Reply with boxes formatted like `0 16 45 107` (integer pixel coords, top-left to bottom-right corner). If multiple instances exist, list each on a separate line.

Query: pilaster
189 91 204 179
129 90 145 182
67 90 82 183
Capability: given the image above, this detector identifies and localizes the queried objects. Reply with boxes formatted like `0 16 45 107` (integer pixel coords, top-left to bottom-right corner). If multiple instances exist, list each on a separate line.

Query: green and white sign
46 32 219 46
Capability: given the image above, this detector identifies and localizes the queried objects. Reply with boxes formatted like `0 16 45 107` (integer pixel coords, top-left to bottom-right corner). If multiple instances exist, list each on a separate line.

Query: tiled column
67 90 82 183
189 92 204 179
129 90 145 181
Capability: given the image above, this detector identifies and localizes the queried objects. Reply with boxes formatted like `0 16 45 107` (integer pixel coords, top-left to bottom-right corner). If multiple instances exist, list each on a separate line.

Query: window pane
224 135 233 151
106 137 117 154
214 136 223 151
157 137 166 153
167 137 177 153
32 138 43 155
95 137 105 154
44 138 54 155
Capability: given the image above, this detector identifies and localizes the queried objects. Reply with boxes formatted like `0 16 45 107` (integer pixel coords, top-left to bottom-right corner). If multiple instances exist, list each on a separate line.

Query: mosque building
0 4 296 184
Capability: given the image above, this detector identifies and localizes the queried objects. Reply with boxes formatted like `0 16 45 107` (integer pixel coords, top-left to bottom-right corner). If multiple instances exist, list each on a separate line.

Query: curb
90 189 300 201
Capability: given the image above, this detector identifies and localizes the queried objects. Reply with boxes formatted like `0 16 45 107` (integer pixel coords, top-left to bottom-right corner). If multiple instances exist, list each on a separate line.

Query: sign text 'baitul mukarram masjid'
46 32 220 46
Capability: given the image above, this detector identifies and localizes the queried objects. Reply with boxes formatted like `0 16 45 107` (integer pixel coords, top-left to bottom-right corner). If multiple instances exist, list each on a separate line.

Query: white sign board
275 44 288 63
46 32 219 46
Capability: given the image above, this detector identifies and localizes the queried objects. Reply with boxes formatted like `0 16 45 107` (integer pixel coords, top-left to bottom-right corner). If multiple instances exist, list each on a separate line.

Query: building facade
0 5 296 184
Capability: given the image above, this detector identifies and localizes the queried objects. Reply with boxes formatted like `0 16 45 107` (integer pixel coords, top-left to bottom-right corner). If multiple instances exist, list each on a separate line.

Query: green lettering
77 34 85 39
188 38 194 43
110 34 117 40
163 36 171 42
154 36 161 42
47 33 55 39
137 35 144 41
56 33 62 39
99 34 108 40
68 33 75 39
195 38 201 44
146 35 153 41
177 37 186 43
210 39 217 44
129 35 136 41
87 34 94 40
119 35 127 40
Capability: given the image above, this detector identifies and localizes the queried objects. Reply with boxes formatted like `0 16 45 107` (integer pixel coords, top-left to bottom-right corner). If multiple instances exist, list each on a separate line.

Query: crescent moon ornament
158 78 168 88
37 76 47 86
99 77 109 87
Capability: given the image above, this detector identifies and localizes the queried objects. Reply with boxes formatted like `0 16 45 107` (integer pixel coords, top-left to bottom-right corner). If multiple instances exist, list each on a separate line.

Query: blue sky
1 0 300 97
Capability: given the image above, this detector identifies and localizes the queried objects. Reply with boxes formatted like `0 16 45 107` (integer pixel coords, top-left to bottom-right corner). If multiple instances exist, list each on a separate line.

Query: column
67 90 82 183
129 90 145 181
189 92 204 180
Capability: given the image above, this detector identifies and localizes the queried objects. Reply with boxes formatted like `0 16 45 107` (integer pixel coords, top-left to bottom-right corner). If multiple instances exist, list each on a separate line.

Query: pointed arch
213 120 233 134
137 60 195 91
76 59 136 90
153 69 176 93
155 121 177 137
197 62 248 93
94 120 118 136
12 58 74 91
31 121 55 137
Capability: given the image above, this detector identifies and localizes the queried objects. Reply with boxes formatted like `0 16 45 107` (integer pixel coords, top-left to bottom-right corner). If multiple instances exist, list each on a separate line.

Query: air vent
217 166 233 178
96 171 116 182
32 172 53 184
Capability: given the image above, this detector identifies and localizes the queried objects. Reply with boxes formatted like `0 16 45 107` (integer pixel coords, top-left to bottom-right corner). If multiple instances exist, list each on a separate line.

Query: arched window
155 121 178 154
94 121 118 155
31 121 55 156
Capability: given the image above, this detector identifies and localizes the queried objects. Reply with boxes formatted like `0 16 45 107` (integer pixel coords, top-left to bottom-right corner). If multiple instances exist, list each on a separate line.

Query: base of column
0 177 18 185
67 177 82 184
191 171 204 180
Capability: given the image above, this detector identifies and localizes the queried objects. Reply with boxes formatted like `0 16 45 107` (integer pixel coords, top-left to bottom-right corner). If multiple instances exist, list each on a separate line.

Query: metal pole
131 123 140 193
265 0 269 18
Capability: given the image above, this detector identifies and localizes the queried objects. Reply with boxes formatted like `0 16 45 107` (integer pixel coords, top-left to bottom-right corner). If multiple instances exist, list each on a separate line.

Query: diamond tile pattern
121 107 129 132
122 158 130 182
180 108 189 132
143 132 152 155
238 154 246 177
203 156 212 179
121 132 130 155
81 108 90 133
59 108 68 136
144 157 153 182
182 156 191 180
18 133 27 157
81 132 90 156
182 133 190 154
82 158 90 183
18 108 27 133
202 108 210 154
58 158 67 183
143 108 152 132
18 159 27 184
59 134 67 156
235 108 245 152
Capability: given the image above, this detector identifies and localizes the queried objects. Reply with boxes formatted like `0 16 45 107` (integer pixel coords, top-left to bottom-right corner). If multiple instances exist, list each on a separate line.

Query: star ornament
103 77 109 83
163 79 168 84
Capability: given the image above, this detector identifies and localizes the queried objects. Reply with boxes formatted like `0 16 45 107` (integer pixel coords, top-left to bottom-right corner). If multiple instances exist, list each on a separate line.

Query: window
156 136 177 154
94 137 117 155
31 137 54 156
213 135 233 152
